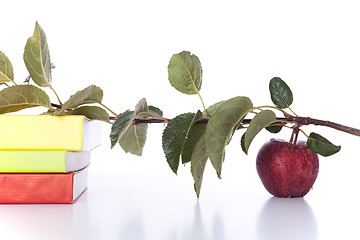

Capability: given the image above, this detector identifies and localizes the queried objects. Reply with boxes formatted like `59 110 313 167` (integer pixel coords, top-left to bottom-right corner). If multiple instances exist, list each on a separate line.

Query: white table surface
0 161 358 240
0 129 359 240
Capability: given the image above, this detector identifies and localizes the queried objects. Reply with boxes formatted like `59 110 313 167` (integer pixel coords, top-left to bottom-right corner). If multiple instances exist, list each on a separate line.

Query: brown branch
296 117 360 137
51 103 62 108
132 115 360 137
133 117 288 125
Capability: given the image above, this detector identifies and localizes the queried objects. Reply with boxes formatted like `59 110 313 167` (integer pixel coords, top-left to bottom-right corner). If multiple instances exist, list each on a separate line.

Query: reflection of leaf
269 77 293 109
0 51 14 84
162 112 201 174
241 110 276 154
0 85 51 114
307 132 341 157
59 85 103 114
62 106 110 122
168 51 202 95
23 22 52 87
206 96 253 178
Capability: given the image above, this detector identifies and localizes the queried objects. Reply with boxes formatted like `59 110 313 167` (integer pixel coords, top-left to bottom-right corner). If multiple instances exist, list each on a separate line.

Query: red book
0 167 88 204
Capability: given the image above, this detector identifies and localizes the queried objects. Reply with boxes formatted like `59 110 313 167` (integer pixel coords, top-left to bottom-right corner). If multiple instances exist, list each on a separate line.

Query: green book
0 150 90 173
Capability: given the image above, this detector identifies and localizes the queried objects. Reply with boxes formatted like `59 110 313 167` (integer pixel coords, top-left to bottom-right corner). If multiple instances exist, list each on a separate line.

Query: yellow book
0 150 90 173
0 115 101 151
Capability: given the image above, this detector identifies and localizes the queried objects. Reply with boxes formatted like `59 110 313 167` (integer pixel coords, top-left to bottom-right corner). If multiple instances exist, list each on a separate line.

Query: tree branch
295 117 360 137
132 115 360 137
51 103 62 108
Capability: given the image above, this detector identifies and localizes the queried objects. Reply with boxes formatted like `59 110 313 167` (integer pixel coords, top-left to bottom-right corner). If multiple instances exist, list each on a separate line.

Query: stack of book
0 115 102 204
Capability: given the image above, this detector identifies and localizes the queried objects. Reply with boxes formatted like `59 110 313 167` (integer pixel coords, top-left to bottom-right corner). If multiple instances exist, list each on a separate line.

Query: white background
1 1 360 239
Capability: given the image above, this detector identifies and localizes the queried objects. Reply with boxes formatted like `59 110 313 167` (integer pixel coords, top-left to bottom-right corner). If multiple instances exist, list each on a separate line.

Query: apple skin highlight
256 139 319 198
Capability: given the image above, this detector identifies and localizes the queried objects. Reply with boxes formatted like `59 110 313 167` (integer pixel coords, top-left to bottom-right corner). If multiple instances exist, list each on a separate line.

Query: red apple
256 139 319 198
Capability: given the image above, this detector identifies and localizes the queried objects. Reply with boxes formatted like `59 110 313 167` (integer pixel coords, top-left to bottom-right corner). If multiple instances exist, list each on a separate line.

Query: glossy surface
256 139 319 197
0 160 358 240
0 173 318 240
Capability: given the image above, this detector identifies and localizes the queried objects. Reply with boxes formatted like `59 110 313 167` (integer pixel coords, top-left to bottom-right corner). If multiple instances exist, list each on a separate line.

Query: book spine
0 150 66 173
0 172 76 204
0 115 85 150
0 150 91 173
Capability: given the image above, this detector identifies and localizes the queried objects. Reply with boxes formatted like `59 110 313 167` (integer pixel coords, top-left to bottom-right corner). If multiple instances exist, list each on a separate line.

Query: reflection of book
0 167 89 204
0 115 101 151
0 150 90 173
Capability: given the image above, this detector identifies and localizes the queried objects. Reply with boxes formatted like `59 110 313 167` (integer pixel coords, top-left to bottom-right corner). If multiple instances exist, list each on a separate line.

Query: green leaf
136 106 164 121
110 110 134 148
61 106 110 122
118 98 148 156
168 51 202 95
241 110 276 154
59 85 103 114
307 132 341 157
265 125 283 133
119 122 148 156
162 112 200 174
110 98 149 156
182 119 208 164
23 22 52 87
148 105 163 117
269 77 293 109
188 122 208 198
205 96 253 178
203 100 224 117
135 98 148 112
0 85 52 114
0 51 14 84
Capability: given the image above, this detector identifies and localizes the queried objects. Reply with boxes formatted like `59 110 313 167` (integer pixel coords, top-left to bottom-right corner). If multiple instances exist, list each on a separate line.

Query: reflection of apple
257 197 317 240
256 139 319 198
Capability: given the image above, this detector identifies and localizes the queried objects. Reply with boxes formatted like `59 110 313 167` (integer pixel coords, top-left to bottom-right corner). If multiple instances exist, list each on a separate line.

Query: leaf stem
197 92 208 116
99 103 119 117
287 105 298 117
299 128 309 138
2 74 17 86
50 86 62 105
254 105 292 117
2 80 16 87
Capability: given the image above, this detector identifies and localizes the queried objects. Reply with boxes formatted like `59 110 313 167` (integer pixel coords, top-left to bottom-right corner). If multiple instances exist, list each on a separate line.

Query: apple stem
289 128 295 143
290 124 300 150
293 127 300 146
